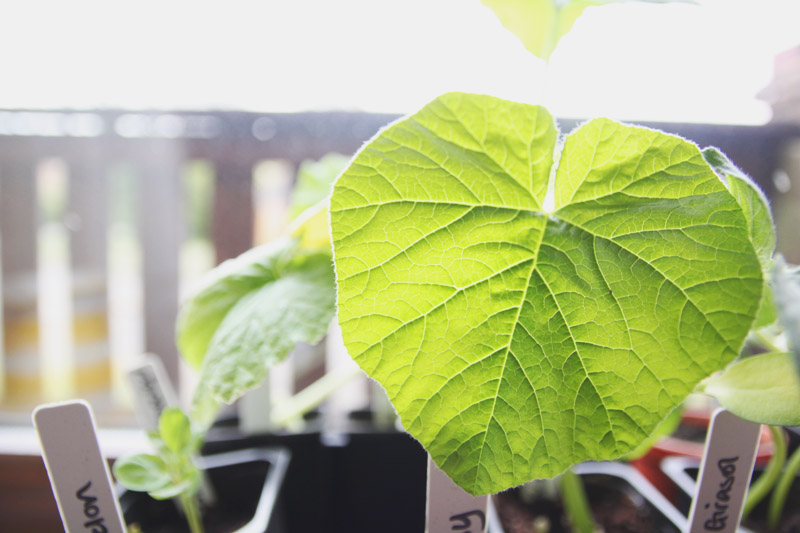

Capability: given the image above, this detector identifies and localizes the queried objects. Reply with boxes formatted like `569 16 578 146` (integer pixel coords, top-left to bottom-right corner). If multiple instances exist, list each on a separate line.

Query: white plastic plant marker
33 400 126 533
426 455 488 533
687 408 761 533
128 355 178 431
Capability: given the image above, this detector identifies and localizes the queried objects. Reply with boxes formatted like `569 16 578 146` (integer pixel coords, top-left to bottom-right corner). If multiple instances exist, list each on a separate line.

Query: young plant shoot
113 408 205 533
328 91 800 511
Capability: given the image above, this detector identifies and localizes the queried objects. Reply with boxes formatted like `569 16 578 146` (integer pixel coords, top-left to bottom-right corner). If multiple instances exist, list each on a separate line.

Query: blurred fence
0 109 394 422
0 108 798 423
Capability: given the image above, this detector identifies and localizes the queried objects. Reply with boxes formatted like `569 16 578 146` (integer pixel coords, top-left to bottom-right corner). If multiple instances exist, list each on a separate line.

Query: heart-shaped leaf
330 92 763 495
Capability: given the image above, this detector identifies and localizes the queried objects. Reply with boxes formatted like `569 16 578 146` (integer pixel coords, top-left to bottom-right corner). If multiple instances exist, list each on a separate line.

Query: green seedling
113 408 204 533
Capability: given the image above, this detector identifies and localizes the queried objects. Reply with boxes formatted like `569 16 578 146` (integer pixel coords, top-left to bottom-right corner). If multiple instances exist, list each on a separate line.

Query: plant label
687 408 761 533
426 455 488 533
127 355 178 431
33 400 126 533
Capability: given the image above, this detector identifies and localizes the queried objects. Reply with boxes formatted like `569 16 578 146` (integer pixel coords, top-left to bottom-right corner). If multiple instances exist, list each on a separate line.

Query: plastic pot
492 461 687 533
199 413 683 532
118 447 289 533
201 418 428 533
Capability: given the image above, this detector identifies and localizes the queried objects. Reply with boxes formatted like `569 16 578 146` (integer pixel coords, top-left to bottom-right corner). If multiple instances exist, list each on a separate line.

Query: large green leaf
330 92 763 495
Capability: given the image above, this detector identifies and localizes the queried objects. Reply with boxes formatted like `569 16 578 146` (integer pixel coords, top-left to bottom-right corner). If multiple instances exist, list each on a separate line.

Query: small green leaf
148 473 199 500
191 246 336 422
113 454 170 492
331 92 762 495
703 352 800 426
159 407 192 454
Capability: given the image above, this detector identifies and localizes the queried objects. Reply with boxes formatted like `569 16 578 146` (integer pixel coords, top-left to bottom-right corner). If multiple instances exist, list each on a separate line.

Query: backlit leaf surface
330 92 762 495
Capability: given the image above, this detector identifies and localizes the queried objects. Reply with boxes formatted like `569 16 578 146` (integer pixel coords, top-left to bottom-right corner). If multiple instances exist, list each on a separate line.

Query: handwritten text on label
703 456 738 531
449 509 486 532
76 481 109 533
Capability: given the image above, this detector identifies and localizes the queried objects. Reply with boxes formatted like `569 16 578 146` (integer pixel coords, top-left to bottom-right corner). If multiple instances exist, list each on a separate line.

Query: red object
630 409 778 503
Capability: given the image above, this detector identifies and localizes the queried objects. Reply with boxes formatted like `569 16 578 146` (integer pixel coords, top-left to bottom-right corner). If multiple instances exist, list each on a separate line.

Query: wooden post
136 140 184 385
0 156 39 405
67 149 112 404
212 158 254 263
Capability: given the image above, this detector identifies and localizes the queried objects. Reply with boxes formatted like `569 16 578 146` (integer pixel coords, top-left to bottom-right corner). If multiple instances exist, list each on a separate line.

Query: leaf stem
753 329 783 353
768 436 800 529
560 468 596 533
179 492 205 533
743 426 785 519
270 363 363 426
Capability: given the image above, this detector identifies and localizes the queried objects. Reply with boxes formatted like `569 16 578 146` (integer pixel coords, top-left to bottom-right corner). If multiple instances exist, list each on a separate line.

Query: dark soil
741 472 800 533
494 474 679 533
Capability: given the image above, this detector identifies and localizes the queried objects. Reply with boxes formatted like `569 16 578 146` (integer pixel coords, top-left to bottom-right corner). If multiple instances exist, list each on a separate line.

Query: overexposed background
0 0 798 123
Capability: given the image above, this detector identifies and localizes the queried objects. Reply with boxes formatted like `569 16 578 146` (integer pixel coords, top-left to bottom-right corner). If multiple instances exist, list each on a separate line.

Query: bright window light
0 0 797 124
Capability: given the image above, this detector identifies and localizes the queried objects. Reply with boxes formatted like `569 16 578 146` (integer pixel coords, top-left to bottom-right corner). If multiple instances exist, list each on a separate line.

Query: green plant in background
113 154 345 532
328 90 800 528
